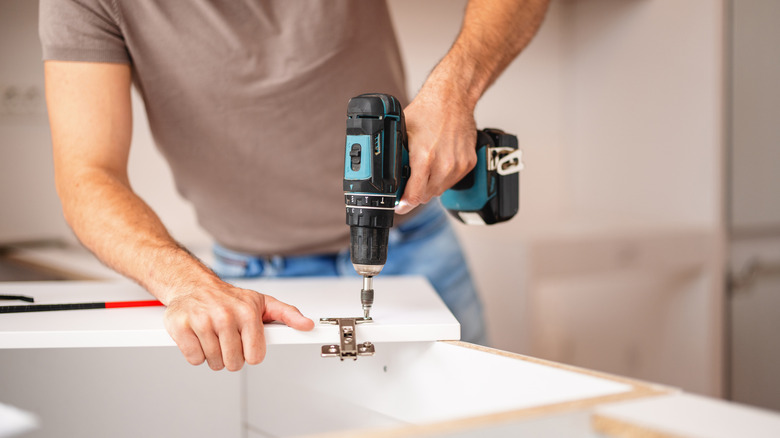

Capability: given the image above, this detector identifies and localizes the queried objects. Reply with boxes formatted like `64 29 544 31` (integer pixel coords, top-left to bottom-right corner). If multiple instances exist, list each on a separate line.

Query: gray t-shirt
40 0 409 256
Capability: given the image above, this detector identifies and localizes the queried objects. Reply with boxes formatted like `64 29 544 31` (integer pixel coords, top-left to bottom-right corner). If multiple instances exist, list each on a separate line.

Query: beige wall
0 1 65 244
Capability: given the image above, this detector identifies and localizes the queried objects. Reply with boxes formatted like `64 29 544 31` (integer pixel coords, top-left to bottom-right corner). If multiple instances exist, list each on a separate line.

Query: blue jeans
211 202 487 345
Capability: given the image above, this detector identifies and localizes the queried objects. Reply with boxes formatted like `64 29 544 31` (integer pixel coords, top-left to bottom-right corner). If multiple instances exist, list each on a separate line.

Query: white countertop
0 276 460 349
593 393 780 438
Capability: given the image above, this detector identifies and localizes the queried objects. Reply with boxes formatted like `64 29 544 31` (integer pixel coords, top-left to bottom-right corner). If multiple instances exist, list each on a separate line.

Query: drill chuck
348 225 389 274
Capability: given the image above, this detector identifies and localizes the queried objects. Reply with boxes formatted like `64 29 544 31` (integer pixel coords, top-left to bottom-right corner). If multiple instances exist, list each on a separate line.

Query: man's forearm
44 60 216 305
396 0 549 213
423 0 549 107
59 167 217 305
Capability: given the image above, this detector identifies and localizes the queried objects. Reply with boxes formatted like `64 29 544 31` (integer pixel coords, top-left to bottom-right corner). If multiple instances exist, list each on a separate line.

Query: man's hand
397 81 478 215
396 0 548 214
164 279 314 371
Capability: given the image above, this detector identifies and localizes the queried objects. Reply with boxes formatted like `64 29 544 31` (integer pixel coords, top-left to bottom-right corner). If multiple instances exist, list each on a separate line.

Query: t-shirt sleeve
39 0 130 64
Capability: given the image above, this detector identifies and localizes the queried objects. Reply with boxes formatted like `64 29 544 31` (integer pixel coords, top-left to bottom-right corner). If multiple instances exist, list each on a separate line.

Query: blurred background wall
727 0 780 413
1 0 778 411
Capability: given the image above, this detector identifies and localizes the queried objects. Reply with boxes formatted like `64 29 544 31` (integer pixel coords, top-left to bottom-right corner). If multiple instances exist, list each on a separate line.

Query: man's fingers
166 325 206 366
218 329 245 372
398 149 476 214
262 296 315 331
192 321 225 370
240 314 266 365
396 165 430 214
395 199 415 215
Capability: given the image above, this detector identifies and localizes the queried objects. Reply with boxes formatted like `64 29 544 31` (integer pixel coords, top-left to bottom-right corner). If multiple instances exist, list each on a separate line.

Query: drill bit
361 275 374 319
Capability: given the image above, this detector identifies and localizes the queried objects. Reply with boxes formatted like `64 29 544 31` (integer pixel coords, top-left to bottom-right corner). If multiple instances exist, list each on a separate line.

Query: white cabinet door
0 348 242 438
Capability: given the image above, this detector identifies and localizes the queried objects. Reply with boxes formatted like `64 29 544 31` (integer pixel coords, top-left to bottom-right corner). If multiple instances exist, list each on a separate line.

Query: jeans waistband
212 202 447 278
212 244 345 278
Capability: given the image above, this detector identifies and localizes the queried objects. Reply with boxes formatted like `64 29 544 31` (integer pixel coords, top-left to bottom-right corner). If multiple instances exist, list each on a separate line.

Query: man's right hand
163 278 314 371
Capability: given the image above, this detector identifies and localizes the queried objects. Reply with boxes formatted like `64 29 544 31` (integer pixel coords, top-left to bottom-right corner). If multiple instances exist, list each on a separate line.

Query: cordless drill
343 93 522 319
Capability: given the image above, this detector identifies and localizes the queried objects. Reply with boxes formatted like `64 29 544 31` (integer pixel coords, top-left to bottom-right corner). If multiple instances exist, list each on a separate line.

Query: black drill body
343 94 407 318
344 94 406 275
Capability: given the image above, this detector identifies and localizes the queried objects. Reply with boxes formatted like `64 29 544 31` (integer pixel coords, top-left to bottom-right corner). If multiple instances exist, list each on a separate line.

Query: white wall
0 1 208 246
559 0 724 228
0 0 67 244
539 0 725 397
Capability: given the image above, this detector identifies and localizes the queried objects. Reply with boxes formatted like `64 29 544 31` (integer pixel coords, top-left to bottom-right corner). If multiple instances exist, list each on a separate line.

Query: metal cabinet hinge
320 317 374 360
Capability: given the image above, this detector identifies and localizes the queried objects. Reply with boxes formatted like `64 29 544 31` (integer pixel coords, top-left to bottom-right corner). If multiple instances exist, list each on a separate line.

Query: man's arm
45 61 314 371
396 0 549 214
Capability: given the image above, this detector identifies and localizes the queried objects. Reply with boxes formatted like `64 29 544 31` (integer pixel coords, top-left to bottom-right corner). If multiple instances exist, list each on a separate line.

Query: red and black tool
0 296 163 314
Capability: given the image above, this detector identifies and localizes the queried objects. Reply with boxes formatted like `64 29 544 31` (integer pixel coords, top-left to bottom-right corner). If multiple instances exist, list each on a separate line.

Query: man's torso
41 0 409 255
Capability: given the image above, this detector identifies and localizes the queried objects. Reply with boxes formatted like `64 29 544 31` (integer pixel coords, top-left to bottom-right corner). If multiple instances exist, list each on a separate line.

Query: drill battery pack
440 128 522 225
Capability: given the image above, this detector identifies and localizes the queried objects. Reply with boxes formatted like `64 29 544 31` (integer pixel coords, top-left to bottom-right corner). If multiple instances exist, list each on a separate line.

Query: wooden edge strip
592 413 689 438
444 341 675 395
310 341 673 438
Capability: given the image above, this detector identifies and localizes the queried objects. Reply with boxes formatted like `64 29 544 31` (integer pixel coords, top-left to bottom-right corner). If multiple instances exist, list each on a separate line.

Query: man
40 0 548 371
